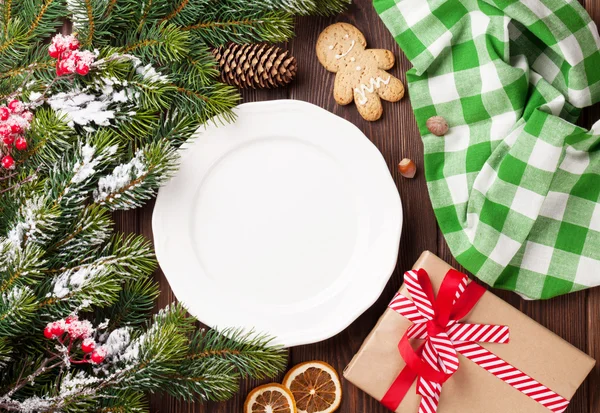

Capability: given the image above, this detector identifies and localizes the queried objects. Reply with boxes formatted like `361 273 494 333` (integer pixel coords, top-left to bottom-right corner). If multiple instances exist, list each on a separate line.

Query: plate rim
153 99 403 347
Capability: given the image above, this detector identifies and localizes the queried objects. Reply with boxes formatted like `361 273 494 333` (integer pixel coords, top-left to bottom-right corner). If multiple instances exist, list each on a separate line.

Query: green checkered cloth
375 0 600 299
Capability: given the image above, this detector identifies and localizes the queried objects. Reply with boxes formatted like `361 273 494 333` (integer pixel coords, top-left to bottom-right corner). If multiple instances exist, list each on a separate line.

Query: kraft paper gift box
344 251 595 413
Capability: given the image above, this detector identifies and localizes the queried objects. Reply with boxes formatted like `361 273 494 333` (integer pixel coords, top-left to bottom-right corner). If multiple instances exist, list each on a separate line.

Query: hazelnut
426 116 449 136
398 158 417 178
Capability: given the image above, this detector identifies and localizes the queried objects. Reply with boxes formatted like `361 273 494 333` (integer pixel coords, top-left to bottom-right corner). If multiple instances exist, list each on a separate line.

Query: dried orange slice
244 383 297 413
282 361 342 413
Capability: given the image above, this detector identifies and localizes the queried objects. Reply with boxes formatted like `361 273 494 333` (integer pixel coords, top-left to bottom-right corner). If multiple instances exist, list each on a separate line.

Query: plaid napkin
375 0 600 299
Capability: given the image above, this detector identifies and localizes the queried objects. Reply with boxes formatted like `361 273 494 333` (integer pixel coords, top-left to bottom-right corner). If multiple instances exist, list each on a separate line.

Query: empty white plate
153 100 402 347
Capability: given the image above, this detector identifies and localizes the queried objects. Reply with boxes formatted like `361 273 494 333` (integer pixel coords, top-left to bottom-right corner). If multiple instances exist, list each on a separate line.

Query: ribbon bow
381 269 569 413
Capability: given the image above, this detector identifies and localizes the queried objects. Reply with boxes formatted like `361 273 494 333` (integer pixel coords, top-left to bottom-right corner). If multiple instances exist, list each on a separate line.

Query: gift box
344 251 595 413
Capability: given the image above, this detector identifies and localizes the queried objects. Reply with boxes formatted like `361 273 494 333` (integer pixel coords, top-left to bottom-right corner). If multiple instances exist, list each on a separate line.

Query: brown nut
426 116 449 136
398 158 417 178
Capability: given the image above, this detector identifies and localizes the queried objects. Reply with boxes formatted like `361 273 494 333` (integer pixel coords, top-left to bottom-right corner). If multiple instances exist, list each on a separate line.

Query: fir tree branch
98 277 159 330
164 358 239 402
46 205 113 259
171 82 238 124
160 0 190 24
83 0 94 45
183 13 294 45
104 0 118 18
0 243 46 294
44 233 156 278
4 193 61 249
0 33 17 54
39 263 122 312
187 328 287 379
120 24 189 61
0 0 347 409
0 61 54 81
93 141 179 211
47 140 119 214
3 355 60 398
26 0 56 37
67 0 104 47
16 107 76 171
0 286 37 336
122 39 159 54
247 0 351 15
2 0 12 37
152 112 198 148
97 391 148 413
137 0 153 32
0 173 37 195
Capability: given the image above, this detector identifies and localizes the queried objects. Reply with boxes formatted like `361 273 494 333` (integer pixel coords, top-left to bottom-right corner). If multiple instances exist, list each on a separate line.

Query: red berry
76 64 89 76
15 137 26 151
69 39 80 50
2 155 14 169
50 323 64 337
65 315 77 325
61 50 73 60
8 100 22 113
43 326 54 339
49 46 59 59
81 338 95 353
21 111 33 122
3 135 14 145
90 347 106 364
10 123 22 134
0 107 9 121
55 61 64 76
0 125 11 137
58 60 73 75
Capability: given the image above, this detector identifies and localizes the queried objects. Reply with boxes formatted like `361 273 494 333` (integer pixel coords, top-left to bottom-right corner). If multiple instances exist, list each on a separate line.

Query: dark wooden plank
112 210 138 236
588 287 600 413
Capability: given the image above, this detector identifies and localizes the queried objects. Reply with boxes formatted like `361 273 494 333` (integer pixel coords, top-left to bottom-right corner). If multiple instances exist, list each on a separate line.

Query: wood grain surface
113 1 600 411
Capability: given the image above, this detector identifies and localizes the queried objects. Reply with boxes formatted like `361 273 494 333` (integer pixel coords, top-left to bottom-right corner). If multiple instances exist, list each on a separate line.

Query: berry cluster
0 99 33 169
44 315 107 364
49 34 96 76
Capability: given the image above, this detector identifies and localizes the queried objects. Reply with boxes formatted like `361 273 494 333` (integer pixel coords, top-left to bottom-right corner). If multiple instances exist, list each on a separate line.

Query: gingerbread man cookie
316 23 404 121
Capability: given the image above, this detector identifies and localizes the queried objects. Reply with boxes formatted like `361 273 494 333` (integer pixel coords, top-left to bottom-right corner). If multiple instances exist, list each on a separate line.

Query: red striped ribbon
381 268 569 413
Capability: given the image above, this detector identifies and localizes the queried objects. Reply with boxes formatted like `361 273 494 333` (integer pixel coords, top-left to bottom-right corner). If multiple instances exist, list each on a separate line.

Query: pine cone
213 43 297 89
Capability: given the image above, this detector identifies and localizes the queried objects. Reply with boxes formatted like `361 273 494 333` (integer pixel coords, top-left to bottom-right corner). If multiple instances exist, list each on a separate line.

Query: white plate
153 100 402 347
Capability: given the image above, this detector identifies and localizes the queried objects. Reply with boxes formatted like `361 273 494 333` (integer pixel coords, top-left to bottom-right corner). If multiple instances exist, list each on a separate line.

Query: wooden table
115 0 600 411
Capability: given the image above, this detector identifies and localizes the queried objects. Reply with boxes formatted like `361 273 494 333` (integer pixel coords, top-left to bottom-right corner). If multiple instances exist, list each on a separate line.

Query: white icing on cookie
355 66 361 71
350 57 356 62
344 34 349 39
335 40 355 59
354 76 391 105
328 45 334 50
